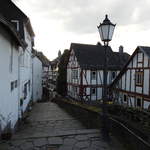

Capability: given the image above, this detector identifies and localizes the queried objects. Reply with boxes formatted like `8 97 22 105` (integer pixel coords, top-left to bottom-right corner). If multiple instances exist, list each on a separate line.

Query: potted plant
0 113 12 140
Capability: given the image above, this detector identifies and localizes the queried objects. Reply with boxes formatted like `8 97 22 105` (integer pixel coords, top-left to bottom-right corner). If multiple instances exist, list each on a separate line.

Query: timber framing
110 46 150 109
67 43 130 101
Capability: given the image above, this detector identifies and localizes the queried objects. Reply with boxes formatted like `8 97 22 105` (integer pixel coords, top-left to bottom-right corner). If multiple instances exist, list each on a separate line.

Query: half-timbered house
67 43 129 101
111 46 150 110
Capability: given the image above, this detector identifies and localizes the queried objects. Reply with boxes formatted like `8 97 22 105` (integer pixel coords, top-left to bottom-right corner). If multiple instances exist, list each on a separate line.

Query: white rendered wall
19 26 33 113
33 56 42 102
0 25 19 130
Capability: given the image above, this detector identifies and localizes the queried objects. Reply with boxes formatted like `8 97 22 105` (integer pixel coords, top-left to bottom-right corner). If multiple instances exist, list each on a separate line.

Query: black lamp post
97 14 116 140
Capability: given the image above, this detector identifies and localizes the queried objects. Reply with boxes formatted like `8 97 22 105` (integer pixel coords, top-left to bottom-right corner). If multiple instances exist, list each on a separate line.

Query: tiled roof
32 49 50 66
70 43 130 70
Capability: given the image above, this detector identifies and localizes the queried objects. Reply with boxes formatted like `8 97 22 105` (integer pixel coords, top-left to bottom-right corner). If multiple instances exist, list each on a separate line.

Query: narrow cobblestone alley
0 102 124 150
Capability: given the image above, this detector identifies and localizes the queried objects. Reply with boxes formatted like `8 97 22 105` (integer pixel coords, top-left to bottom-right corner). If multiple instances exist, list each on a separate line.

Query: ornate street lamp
97 15 116 141
98 14 116 46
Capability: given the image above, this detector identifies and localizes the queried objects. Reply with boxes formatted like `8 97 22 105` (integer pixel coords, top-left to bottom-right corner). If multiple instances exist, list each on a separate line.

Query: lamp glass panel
98 27 104 41
101 25 109 41
108 25 115 41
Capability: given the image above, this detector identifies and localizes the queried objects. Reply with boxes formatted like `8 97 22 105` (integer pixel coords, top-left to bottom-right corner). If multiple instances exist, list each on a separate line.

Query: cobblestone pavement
0 102 124 150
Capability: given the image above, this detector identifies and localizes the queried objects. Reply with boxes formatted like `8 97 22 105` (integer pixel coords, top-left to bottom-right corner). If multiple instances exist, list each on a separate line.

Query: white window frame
11 20 19 31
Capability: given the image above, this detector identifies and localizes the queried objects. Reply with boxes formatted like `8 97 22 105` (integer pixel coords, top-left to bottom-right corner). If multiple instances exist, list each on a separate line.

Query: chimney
119 45 123 54
97 42 101 46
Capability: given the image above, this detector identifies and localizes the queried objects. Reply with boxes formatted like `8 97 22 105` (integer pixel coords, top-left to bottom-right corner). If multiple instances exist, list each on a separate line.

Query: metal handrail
110 117 150 148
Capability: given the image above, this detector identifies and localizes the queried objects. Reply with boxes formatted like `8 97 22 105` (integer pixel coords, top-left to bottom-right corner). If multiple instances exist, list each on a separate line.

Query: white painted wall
0 24 19 130
32 56 42 102
19 26 33 115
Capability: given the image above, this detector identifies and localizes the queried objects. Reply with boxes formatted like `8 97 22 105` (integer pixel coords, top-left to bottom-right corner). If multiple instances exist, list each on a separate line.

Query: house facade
0 0 35 118
0 16 24 131
111 46 150 110
35 51 51 99
67 43 130 101
50 50 62 91
0 0 36 134
32 50 43 102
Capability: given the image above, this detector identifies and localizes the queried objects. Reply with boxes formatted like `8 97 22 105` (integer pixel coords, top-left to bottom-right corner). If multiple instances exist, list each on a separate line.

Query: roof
70 43 130 70
110 46 150 87
0 0 35 39
0 14 25 48
32 49 50 66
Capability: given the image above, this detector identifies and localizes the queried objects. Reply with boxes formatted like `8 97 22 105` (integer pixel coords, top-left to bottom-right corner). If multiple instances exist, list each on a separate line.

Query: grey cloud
14 0 150 33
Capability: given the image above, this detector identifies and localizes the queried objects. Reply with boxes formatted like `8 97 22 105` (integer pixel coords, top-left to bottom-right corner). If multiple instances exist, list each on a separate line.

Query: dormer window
11 20 19 31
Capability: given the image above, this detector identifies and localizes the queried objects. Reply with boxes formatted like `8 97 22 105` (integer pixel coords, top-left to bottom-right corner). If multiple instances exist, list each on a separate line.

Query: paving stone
58 145 73 150
91 140 109 149
20 142 34 150
48 137 63 145
11 140 26 146
88 133 101 138
63 138 76 146
75 141 90 148
33 138 48 147
72 147 80 150
0 143 11 150
75 135 89 141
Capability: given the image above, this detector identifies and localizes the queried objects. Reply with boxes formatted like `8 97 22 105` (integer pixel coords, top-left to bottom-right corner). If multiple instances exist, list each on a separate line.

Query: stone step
12 129 100 140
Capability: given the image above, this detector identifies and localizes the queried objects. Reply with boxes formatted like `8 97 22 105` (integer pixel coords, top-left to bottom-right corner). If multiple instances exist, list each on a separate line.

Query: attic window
111 71 116 80
91 71 96 80
11 20 19 31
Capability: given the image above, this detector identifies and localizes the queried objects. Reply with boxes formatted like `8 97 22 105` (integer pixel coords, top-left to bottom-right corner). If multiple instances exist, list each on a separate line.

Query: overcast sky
13 0 150 60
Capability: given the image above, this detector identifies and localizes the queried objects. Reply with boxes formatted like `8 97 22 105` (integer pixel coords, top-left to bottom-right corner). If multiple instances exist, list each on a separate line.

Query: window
111 71 116 80
123 94 127 102
137 98 142 107
91 71 96 80
91 88 96 95
72 70 78 79
28 80 30 92
11 20 19 31
11 82 14 91
11 80 18 91
84 88 86 94
24 83 28 99
15 80 18 88
135 71 143 86
72 86 77 93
